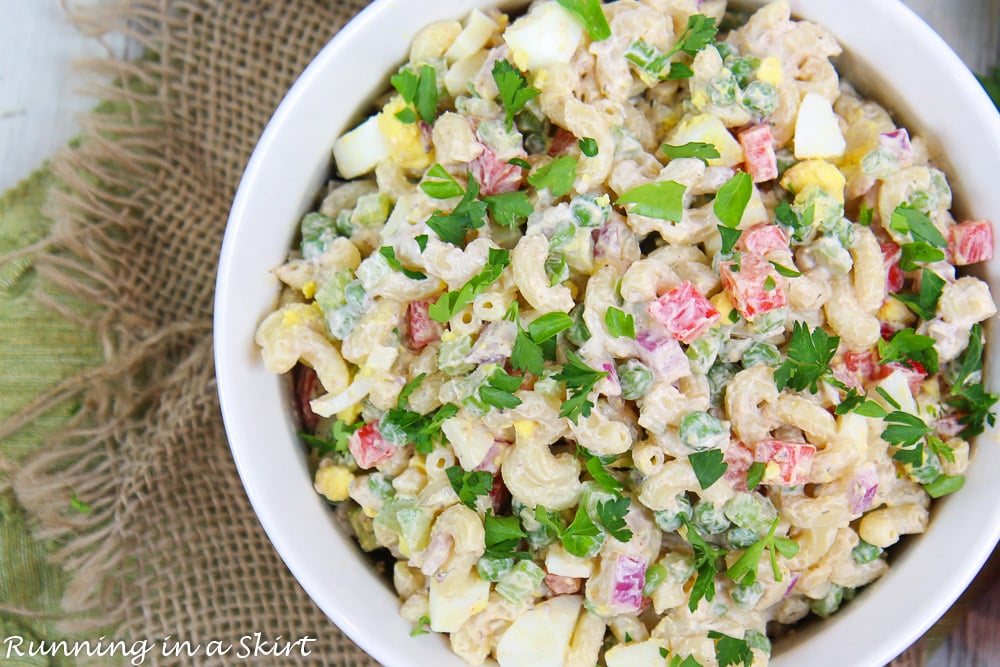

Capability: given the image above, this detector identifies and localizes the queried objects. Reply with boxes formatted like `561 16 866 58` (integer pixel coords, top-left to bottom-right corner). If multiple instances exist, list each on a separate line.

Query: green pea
851 539 883 565
692 499 731 535
810 585 844 617
679 411 727 451
731 580 764 609
618 359 654 401
741 80 778 117
654 495 693 532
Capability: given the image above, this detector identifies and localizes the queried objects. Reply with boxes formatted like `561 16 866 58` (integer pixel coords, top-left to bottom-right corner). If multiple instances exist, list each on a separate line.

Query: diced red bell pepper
831 350 878 390
720 255 786 319
293 364 322 432
647 280 721 344
739 124 778 183
469 145 524 196
724 440 755 492
878 361 927 396
737 223 788 257
753 439 816 486
948 220 994 266
544 573 581 595
880 242 904 293
348 423 397 469
408 299 442 349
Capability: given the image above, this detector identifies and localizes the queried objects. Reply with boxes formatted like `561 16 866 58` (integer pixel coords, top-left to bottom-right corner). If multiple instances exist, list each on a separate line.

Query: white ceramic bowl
214 2 1000 665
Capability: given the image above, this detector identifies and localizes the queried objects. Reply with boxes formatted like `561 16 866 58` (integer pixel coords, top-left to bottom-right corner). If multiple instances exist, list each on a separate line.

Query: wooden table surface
1 1 999 665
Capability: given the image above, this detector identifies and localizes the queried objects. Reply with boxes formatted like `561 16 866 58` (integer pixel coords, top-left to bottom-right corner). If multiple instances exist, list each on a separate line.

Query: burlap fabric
0 1 380 664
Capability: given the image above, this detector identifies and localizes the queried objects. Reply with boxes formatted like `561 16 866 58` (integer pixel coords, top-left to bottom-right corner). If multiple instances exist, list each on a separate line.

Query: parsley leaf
446 466 494 508
479 368 524 410
604 306 636 339
858 201 874 226
379 246 427 280
428 248 510 323
528 156 577 198
661 141 720 164
725 517 798 586
834 388 887 418
381 403 460 455
952 323 985 391
391 65 438 124
899 241 945 271
688 448 728 489
877 328 939 375
616 180 686 221
556 0 612 41
669 14 719 58
300 420 360 456
536 505 606 558
890 205 947 247
414 234 428 253
892 269 944 320
483 512 528 559
714 171 753 228
680 516 726 612
483 190 534 228
770 261 801 278
511 328 546 376
426 174 488 245
554 351 609 423
745 462 766 491
666 62 694 80
578 445 625 495
578 137 599 157
420 163 464 199
596 497 633 542
410 615 431 637
708 631 753 667
773 322 840 393
493 59 541 129
882 410 933 449
718 225 742 255
948 382 999 438
397 373 426 409
528 312 574 342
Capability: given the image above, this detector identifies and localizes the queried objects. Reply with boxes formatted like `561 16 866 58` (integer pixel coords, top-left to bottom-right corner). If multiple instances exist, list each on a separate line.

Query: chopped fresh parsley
882 410 933 450
670 14 719 58
725 517 799 586
680 516 726 612
379 246 427 280
554 351 609 422
708 631 753 667
773 322 840 393
426 174 488 245
616 180 686 221
892 269 944 320
596 496 633 542
492 59 540 129
661 141 721 164
770 261 801 278
414 234 428 253
483 512 528 559
745 462 766 491
429 248 510 323
410 615 431 637
877 328 938 375
300 419 360 456
858 201 874 226
483 190 534 228
604 306 636 339
479 368 524 410
390 64 438 124
578 137 599 157
509 311 572 376
834 388 887 418
899 241 945 272
577 445 624 495
527 156 578 198
397 373 426 409
446 466 494 508
380 403 460 455
536 497 632 557
718 225 742 255
946 324 998 437
556 0 612 41
420 163 465 199
890 205 947 248
714 171 753 228
689 448 728 489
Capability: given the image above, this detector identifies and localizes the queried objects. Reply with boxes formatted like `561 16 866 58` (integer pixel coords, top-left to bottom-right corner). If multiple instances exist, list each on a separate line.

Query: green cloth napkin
0 166 103 664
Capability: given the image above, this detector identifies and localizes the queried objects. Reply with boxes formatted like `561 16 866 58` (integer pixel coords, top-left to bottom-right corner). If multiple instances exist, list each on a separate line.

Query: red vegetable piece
878 361 927 396
948 220 994 266
831 350 878 390
719 255 786 319
880 242 904 293
737 223 788 257
739 124 778 183
348 423 397 469
408 299 442 349
469 145 524 196
647 280 721 344
544 573 581 595
723 440 755 492
753 439 816 486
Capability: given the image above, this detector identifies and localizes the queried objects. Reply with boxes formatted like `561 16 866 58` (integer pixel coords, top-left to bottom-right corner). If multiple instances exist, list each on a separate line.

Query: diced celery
731 580 764 609
741 80 777 117
516 500 558 549
350 192 392 227
851 539 883 565
375 498 433 554
692 499 731 535
570 194 611 228
315 272 368 340
477 118 525 158
743 341 781 368
809 236 853 276
368 472 396 499
314 270 353 311
477 554 515 582
567 305 591 347
618 359 654 401
687 328 724 375
861 146 898 179
439 335 475 376
745 630 771 655
679 411 727 451
749 307 787 338
723 493 777 534
300 212 338 260
495 560 545 604
549 220 577 250
335 209 355 237
654 495 693 532
810 586 844 617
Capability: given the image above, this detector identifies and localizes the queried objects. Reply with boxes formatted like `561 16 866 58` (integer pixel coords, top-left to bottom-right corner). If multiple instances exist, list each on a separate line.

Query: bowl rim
214 1 1000 665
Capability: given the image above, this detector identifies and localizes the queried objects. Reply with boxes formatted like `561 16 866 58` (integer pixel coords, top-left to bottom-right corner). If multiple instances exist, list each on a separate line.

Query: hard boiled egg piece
794 92 847 159
503 1 584 72
496 595 582 667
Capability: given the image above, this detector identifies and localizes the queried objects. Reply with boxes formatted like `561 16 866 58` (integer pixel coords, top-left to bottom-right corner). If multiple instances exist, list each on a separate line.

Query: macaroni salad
254 1 998 665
